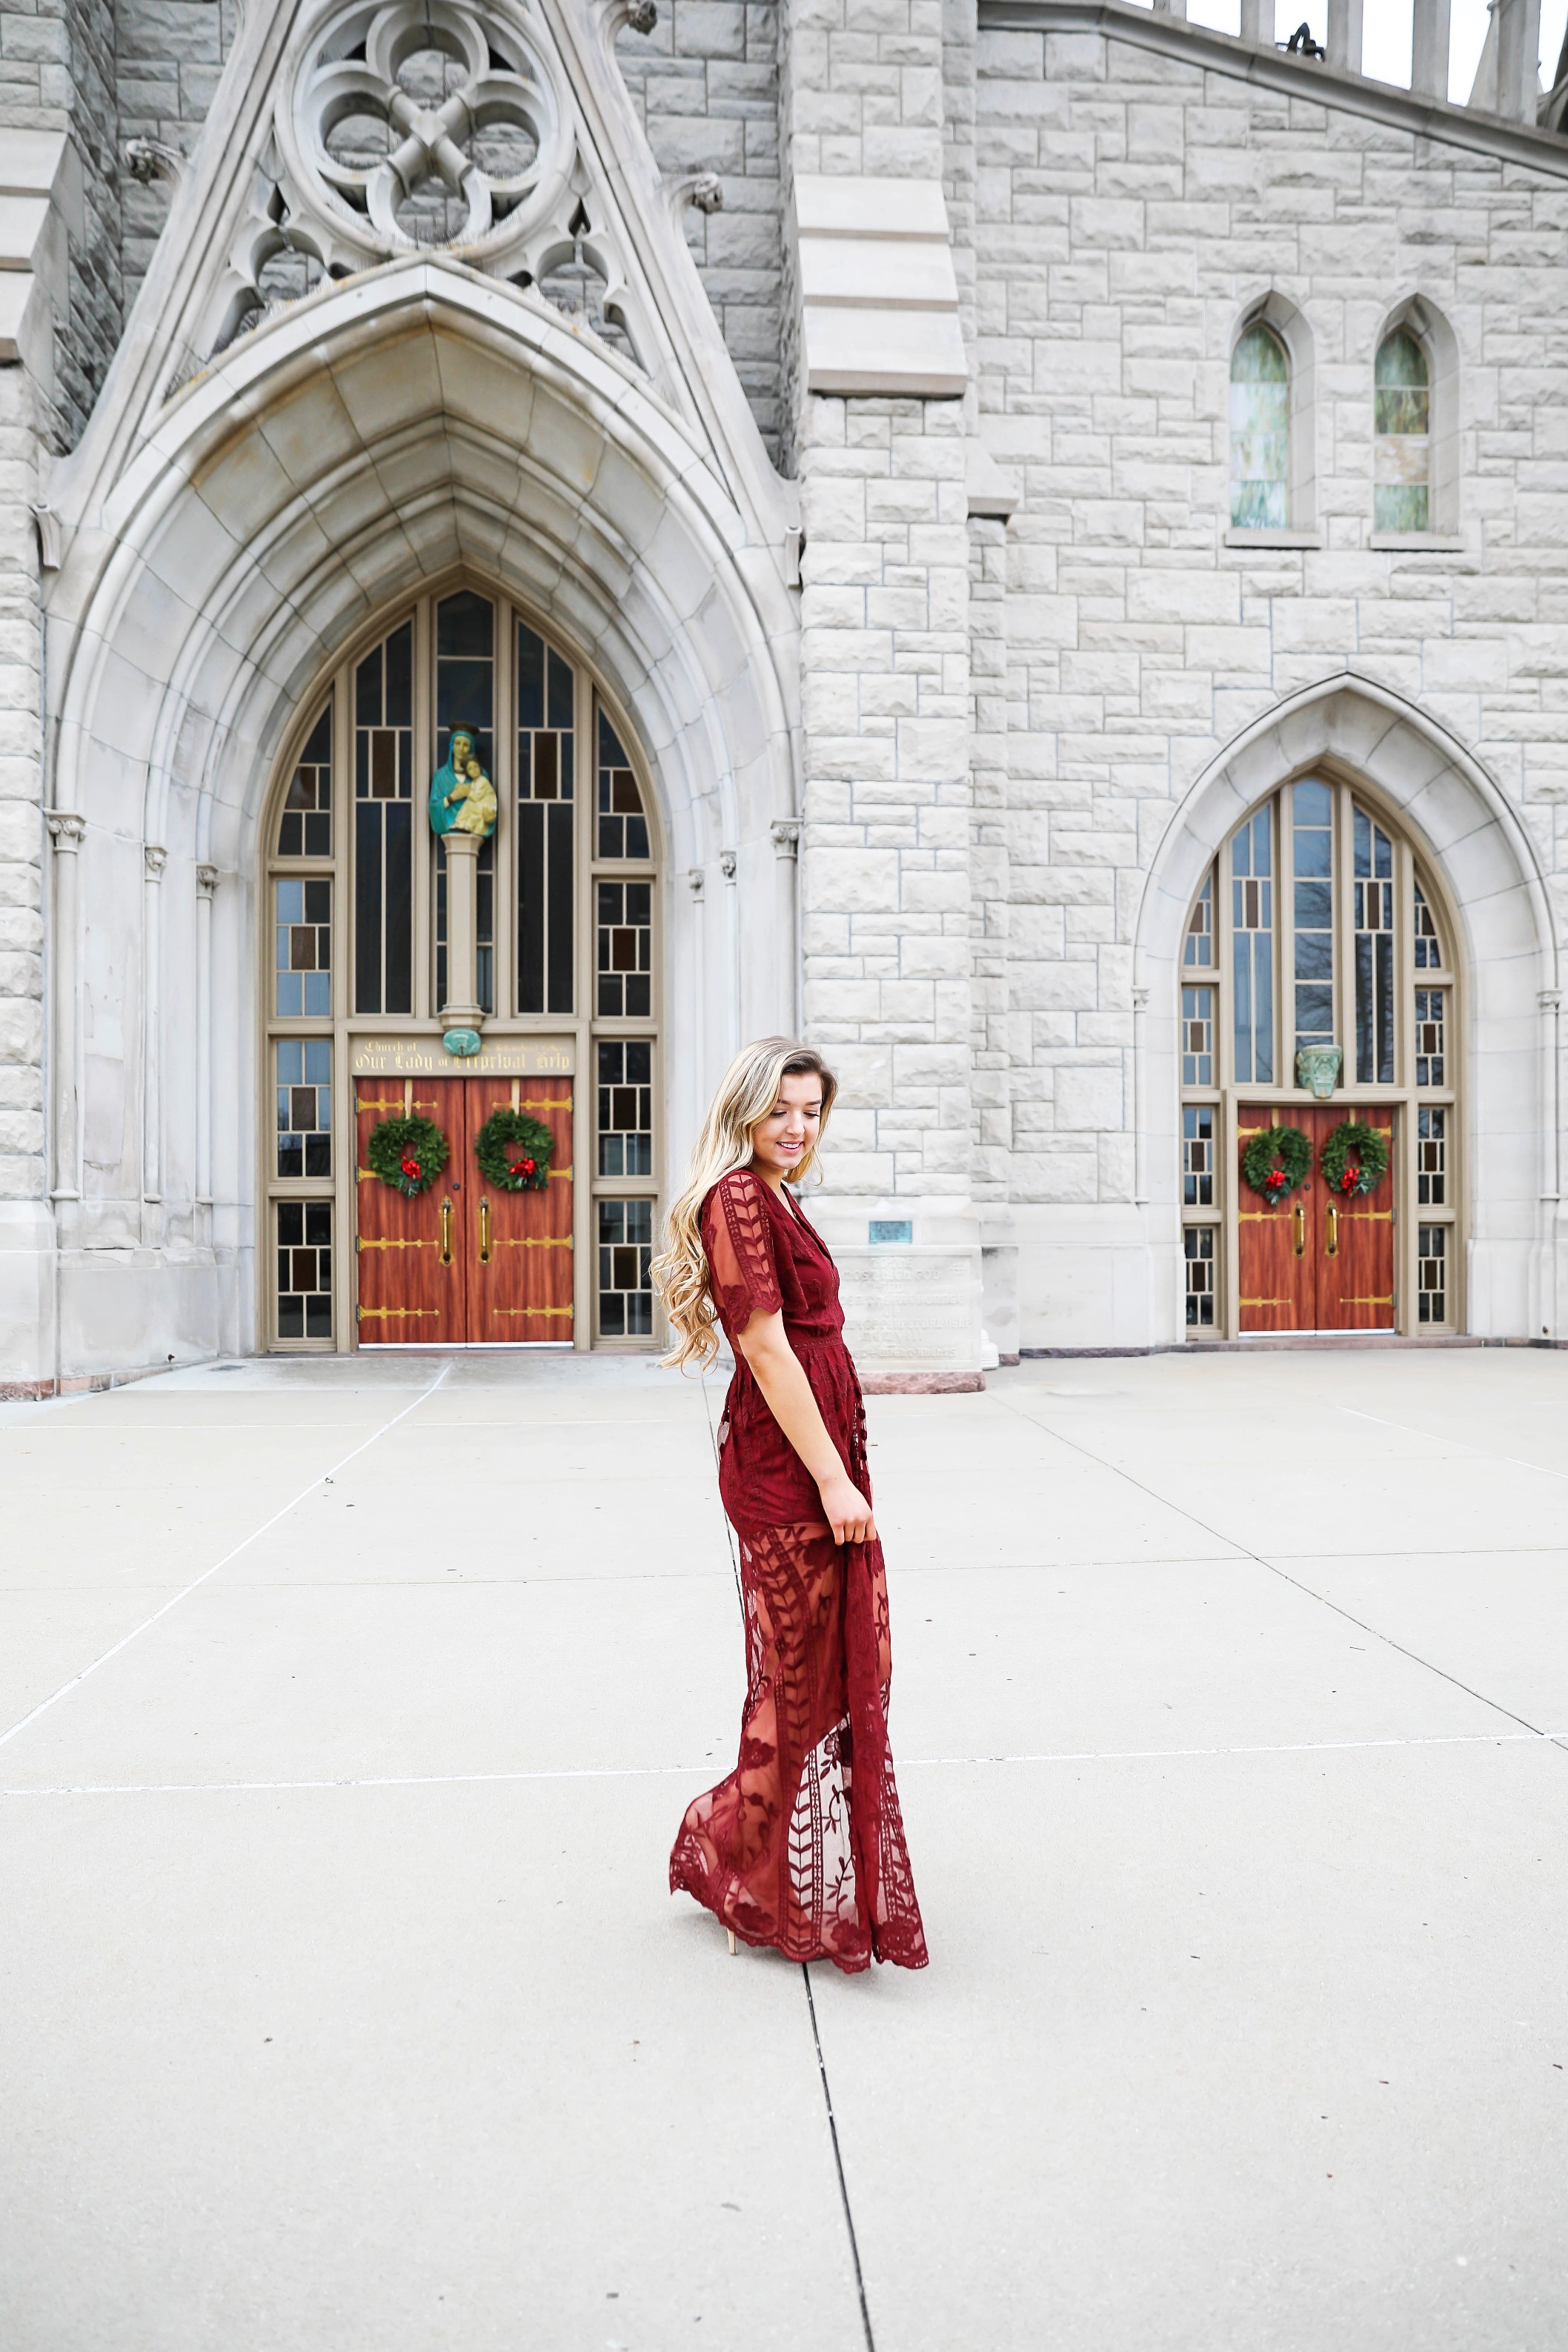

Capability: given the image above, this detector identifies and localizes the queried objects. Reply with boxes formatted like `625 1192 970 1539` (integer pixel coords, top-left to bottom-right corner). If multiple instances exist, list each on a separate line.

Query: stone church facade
3 0 1567 1390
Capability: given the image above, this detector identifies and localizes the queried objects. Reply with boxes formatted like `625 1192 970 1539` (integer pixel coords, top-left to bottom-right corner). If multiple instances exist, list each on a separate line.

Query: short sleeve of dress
702 1169 784 1335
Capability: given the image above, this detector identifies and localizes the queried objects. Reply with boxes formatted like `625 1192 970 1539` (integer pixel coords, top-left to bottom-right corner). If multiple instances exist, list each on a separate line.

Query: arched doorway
262 575 661 1352
1180 771 1460 1338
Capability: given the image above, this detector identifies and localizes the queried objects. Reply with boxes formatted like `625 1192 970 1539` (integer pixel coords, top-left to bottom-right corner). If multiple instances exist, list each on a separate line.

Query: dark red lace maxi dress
669 1168 928 1973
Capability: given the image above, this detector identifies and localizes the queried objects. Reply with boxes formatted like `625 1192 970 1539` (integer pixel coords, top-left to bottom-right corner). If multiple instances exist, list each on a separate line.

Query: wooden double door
354 1074 574 1344
1237 1103 1396 1335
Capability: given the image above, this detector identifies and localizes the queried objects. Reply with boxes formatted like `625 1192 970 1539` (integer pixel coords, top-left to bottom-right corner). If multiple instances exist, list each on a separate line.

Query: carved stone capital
196 864 220 897
47 813 86 850
687 867 705 897
144 843 169 880
769 819 802 861
719 848 737 882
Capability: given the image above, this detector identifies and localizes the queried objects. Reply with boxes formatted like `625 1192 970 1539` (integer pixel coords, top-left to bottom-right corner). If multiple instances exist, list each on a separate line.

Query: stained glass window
1184 1228 1216 1329
1292 778 1335 1063
1184 871 1213 969
598 1040 653 1175
597 880 652 1017
1418 1224 1446 1325
1231 804 1273 1083
278 703 331 857
433 593 496 1016
1182 991 1215 1088
516 620 575 1015
598 1198 653 1336
1353 803 1395 1085
1413 877 1442 969
276 1200 332 1341
275 1040 331 1178
1230 324 1289 530
1183 1105 1214 1206
353 620 413 1014
1375 328 1430 534
1418 1106 1446 1206
274 878 331 1017
597 710 650 858
1415 989 1446 1087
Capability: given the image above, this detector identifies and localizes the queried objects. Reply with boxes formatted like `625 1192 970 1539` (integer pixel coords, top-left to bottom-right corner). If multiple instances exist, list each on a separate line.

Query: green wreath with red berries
1240 1122 1312 1205
473 1107 554 1192
367 1114 449 1198
1319 1119 1390 1198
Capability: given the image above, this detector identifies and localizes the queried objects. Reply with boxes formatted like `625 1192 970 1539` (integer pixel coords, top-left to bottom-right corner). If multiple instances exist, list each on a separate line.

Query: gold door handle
440 1197 453 1267
1326 1203 1338 1258
479 1197 491 1264
1293 1200 1305 1257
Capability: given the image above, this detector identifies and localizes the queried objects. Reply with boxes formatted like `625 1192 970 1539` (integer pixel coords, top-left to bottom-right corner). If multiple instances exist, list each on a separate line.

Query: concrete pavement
3 1346 1567 2350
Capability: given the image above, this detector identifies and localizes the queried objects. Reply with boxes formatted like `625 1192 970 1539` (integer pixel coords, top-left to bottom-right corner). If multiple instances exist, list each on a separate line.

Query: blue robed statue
428 725 498 839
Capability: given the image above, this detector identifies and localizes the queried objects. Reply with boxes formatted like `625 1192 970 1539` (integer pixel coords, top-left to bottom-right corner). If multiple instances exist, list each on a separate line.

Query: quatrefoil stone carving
282 0 572 272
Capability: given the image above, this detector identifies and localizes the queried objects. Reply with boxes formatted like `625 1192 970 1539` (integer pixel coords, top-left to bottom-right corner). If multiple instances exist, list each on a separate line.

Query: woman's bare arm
734 1309 876 1544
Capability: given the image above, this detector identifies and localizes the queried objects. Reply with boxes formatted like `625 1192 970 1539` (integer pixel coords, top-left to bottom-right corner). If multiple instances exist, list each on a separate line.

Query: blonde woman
654 1038 927 1973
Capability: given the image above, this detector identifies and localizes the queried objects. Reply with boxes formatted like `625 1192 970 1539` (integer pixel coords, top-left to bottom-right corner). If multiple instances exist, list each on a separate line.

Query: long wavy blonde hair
652 1037 838 1369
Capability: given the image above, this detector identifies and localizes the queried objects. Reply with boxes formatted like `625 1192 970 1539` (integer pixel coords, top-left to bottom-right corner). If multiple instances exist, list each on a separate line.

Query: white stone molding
196 866 219 1207
791 175 966 399
965 445 1017 522
666 172 723 222
46 815 86 1205
0 130 74 401
143 847 169 1203
1135 675 1558 1341
29 502 61 571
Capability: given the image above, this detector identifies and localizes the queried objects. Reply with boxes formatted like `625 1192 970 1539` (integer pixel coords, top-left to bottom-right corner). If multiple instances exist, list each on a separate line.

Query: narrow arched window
1375 328 1430 534
1230 323 1289 530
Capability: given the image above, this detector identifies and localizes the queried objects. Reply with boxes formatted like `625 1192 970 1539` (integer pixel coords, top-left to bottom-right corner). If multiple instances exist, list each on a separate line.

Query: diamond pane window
1375 328 1430 535
598 1040 653 1175
598 1197 653 1336
597 710 650 859
1292 778 1335 1061
1230 805 1274 1084
1184 1228 1216 1329
1415 989 1446 1087
1414 877 1442 969
1230 324 1289 531
1418 1106 1446 1206
1184 871 1214 969
278 702 332 857
1418 1224 1447 1325
597 880 652 1017
1183 1104 1214 1206
276 1200 332 1340
1182 991 1215 1089
516 622 575 1016
353 619 413 1014
275 1039 332 1178
1353 803 1395 1084
275 877 332 1017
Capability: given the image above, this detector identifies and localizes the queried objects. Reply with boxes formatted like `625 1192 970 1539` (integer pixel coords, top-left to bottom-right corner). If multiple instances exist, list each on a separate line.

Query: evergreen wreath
1319 1118 1390 1198
473 1107 554 1192
1240 1123 1312 1204
366 1114 449 1198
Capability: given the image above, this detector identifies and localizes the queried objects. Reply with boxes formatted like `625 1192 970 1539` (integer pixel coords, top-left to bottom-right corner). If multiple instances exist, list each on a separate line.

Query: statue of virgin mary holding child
428 725 498 840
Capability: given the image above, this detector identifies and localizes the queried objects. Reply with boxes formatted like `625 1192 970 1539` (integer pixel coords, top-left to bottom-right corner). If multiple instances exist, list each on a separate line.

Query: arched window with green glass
1230 323 1289 530
1374 328 1431 534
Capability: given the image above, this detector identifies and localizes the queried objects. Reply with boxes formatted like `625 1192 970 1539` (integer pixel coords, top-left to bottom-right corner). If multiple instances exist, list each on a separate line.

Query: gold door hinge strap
491 1305 574 1319
356 1236 432 1252
494 1235 573 1249
356 1306 444 1321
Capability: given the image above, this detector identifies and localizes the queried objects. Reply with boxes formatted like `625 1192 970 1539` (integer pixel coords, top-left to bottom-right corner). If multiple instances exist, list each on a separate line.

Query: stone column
1326 0 1364 73
196 864 218 1206
1412 0 1452 97
770 819 802 1037
1496 0 1544 122
440 832 484 1036
47 813 84 1203
142 844 167 1203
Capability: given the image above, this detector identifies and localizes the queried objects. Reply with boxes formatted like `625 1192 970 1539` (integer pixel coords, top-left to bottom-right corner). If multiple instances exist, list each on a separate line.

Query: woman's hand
818 1469 875 1547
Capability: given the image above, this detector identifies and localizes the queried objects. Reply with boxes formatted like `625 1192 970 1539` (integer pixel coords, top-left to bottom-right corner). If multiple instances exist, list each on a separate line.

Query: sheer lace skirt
670 1522 928 1973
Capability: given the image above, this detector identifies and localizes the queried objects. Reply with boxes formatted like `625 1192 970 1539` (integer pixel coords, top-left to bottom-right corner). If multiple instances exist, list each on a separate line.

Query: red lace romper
668 1167 928 1972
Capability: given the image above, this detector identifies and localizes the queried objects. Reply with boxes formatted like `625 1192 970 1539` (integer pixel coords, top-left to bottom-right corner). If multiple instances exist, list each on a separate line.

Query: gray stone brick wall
117 0 241 305
973 24 1568 1211
616 2 785 464
0 370 44 1200
1 0 122 448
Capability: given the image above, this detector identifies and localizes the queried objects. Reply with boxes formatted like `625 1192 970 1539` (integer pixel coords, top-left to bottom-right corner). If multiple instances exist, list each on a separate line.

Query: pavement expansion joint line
0 1361 453 1753
996 1389 1561 1752
1339 1401 1568 1485
12 1727 1568 1801
803 1963 877 2352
